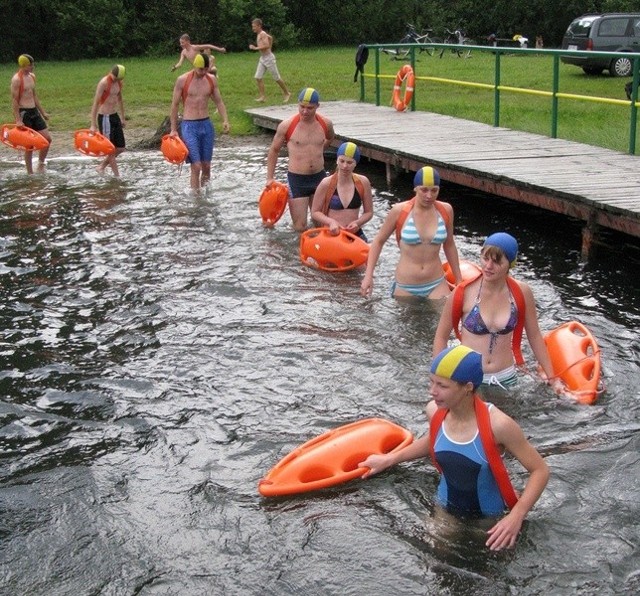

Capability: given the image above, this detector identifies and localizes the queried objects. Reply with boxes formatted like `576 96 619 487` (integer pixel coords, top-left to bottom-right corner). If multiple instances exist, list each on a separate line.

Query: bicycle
439 28 476 58
383 23 440 59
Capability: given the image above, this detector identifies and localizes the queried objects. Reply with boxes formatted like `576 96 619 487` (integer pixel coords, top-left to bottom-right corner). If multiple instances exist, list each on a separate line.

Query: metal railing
360 43 640 154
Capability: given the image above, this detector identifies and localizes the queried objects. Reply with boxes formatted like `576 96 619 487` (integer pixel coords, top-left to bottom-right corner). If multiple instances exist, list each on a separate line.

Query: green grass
1 47 637 152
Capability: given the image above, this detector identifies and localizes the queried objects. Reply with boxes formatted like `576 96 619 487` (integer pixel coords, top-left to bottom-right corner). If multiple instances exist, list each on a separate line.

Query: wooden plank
246 101 640 240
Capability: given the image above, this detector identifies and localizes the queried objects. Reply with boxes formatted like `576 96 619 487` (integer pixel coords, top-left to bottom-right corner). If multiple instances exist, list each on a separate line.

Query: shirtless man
90 64 126 177
266 88 335 231
169 53 230 191
10 54 52 174
171 34 225 76
249 18 290 103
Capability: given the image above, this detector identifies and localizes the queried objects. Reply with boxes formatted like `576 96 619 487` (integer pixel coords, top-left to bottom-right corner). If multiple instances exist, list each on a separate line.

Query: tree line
0 0 636 63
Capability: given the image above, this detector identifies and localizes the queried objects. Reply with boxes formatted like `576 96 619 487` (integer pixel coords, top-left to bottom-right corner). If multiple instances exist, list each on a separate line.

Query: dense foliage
0 0 637 62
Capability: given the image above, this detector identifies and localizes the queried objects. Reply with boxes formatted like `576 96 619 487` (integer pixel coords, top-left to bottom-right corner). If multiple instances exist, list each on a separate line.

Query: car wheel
610 56 632 77
582 66 603 75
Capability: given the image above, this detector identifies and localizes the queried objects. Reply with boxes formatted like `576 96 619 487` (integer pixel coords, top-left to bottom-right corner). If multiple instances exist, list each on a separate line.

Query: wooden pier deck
246 101 640 255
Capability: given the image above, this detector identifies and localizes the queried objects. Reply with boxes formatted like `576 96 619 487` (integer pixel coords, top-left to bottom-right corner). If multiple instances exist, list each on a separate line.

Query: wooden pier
246 101 640 257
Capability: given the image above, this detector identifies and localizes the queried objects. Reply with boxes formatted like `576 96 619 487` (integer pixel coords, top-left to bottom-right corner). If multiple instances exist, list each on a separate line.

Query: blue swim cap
414 166 440 188
337 141 361 163
483 232 518 267
430 345 483 390
298 87 320 104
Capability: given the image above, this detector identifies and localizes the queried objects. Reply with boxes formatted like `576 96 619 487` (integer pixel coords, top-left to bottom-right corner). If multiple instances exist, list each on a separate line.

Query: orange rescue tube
74 129 115 157
443 259 482 287
300 227 370 272
161 134 189 164
544 321 602 405
258 418 413 497
391 65 415 112
1 124 49 151
258 181 289 227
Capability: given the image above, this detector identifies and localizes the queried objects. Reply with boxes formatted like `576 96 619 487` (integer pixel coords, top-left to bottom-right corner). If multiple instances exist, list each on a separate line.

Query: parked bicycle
383 23 441 59
439 28 475 58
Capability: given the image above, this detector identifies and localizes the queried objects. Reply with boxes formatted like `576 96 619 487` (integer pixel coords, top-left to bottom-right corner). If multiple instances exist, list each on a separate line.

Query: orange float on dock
161 134 188 164
544 321 602 404
443 259 482 287
74 129 115 157
300 227 370 272
1 124 49 151
258 418 413 497
258 181 289 226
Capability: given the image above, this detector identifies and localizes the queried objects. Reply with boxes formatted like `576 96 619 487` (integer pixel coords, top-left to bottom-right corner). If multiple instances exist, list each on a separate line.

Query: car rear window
566 16 598 37
598 17 629 36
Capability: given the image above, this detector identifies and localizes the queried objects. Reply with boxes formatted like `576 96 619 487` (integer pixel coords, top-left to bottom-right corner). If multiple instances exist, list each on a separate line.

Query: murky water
0 145 639 595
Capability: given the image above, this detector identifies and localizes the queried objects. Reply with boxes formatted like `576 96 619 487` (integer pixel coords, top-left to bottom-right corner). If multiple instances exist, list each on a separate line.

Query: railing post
551 55 560 138
411 47 416 111
494 51 501 127
629 57 639 155
375 48 381 107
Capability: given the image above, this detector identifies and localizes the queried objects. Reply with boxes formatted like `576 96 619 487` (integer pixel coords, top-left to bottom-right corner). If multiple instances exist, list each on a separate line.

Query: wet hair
180 34 191 41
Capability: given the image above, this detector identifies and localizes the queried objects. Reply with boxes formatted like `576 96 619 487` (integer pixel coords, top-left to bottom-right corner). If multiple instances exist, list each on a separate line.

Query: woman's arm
310 178 340 233
485 408 549 551
345 175 374 233
519 281 554 379
432 293 456 355
360 206 400 297
440 202 462 284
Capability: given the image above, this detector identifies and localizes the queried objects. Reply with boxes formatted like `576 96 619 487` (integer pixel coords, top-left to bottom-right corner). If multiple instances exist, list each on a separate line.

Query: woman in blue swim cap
360 166 462 300
358 344 549 551
433 232 555 388
310 141 373 240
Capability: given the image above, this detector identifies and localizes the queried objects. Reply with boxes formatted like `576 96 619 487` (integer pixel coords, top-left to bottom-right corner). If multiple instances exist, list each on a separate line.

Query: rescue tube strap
100 74 123 105
182 71 215 103
394 198 451 245
285 113 330 143
429 394 518 509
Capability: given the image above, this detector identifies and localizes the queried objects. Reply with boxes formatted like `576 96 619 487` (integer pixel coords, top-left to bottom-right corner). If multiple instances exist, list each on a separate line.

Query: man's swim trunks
287 170 327 199
98 113 126 149
181 118 215 164
19 107 47 132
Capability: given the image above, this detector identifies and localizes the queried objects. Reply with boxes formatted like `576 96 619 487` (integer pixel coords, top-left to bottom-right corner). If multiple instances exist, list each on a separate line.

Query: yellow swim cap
18 54 34 67
193 53 206 69
115 64 125 79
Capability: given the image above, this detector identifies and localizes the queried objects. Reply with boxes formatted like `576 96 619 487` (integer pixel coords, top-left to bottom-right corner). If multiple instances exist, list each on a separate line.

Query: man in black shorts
10 54 52 174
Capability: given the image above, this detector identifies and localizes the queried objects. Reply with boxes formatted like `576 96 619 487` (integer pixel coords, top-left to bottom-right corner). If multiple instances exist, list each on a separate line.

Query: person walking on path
10 54 52 174
171 34 226 76
266 87 335 231
249 18 291 103
90 64 127 177
169 53 230 191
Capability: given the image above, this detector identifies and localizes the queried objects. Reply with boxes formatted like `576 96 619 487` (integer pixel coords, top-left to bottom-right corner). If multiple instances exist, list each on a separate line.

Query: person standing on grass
171 34 226 77
266 87 335 231
10 54 52 174
169 53 230 191
249 18 291 103
90 64 126 177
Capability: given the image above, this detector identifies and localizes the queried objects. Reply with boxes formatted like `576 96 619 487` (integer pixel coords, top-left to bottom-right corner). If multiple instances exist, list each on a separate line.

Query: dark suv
561 13 640 76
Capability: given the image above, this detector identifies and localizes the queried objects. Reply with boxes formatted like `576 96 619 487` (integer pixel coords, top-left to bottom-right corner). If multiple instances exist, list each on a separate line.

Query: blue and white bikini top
400 210 447 245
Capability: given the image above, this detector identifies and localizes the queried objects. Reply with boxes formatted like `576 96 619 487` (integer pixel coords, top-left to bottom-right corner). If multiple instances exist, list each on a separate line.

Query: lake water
0 145 639 595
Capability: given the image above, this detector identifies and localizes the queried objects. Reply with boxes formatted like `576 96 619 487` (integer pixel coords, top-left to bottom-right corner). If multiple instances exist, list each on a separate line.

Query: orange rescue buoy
258 418 413 497
300 227 370 272
74 129 115 157
443 259 482 287
391 65 415 112
544 321 602 404
1 124 49 151
160 134 189 164
258 181 289 227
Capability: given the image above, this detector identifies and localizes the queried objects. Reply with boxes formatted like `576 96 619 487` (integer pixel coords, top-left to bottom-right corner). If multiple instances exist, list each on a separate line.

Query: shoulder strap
100 74 115 105
434 200 451 229
285 113 330 143
181 71 215 103
394 197 416 245
16 70 26 103
428 408 446 474
451 273 483 340
473 395 518 509
506 277 526 366
322 173 366 214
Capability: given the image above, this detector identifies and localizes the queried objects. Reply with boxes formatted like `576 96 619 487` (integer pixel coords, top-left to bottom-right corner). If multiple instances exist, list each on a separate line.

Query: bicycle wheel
460 39 475 58
422 37 435 57
396 35 412 59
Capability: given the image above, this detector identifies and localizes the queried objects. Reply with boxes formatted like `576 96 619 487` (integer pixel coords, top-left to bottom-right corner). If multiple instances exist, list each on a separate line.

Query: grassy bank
0 47 636 152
